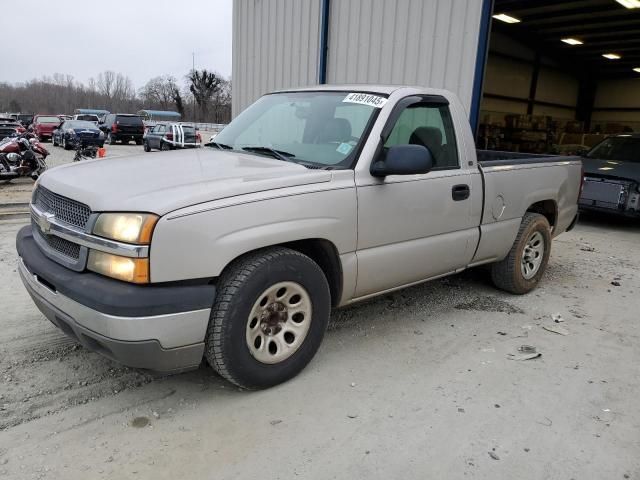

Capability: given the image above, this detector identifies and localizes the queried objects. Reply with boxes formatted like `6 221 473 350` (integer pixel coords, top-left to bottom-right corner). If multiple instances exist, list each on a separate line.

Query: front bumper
17 226 215 372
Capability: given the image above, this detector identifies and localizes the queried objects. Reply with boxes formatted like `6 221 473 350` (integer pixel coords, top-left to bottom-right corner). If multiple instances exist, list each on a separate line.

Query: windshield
66 121 97 129
587 136 640 163
37 116 60 123
76 115 98 121
211 91 382 168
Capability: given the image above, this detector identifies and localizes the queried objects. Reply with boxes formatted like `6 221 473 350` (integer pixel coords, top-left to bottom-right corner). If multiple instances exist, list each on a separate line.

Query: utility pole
192 51 196 122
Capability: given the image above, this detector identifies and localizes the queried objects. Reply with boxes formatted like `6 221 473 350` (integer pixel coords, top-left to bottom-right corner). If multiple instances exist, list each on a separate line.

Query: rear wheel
491 213 551 294
52 135 58 147
62 137 71 150
160 141 170 151
205 247 331 389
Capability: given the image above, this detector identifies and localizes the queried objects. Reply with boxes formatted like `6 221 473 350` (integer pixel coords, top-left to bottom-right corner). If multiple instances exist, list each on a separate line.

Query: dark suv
99 114 144 145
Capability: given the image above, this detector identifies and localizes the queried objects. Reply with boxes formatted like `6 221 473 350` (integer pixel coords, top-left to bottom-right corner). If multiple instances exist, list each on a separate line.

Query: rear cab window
116 115 143 125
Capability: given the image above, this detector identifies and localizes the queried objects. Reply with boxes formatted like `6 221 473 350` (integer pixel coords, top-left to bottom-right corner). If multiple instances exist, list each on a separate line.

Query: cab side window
384 103 459 170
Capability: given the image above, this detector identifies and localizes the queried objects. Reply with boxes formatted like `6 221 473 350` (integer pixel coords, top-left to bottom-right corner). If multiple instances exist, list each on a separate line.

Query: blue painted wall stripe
469 0 494 134
318 0 330 84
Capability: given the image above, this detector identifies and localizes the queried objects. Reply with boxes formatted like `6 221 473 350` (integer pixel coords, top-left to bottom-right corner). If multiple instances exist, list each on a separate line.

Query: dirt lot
0 144 639 479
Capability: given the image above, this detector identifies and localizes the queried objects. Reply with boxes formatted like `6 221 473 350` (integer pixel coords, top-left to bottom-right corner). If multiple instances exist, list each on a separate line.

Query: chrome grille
30 215 82 260
33 185 91 229
43 230 81 259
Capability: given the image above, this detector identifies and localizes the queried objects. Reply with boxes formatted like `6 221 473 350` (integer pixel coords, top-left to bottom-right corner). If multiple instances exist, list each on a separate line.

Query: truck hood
39 149 332 214
582 157 640 185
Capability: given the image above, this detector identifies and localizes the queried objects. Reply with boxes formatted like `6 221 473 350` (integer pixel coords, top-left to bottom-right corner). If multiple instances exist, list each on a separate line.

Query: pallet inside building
479 0 640 154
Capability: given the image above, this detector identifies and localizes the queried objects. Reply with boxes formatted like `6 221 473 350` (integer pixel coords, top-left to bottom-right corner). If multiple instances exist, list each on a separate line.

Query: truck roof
276 84 401 95
272 84 456 100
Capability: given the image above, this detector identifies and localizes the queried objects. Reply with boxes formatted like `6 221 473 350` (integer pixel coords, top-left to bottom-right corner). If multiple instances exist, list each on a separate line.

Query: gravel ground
0 146 639 478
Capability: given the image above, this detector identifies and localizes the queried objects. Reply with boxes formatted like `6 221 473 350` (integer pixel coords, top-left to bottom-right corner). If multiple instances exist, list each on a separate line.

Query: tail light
112 122 118 133
166 132 173 141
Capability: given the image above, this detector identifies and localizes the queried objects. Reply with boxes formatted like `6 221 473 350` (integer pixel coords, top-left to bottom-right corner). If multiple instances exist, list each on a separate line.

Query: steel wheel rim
521 231 545 279
246 281 312 364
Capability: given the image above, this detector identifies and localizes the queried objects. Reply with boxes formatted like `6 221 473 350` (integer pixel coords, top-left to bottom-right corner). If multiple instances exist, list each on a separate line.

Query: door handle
452 184 470 201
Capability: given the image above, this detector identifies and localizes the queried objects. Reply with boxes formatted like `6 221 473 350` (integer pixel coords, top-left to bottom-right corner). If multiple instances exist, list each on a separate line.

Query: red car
31 115 62 141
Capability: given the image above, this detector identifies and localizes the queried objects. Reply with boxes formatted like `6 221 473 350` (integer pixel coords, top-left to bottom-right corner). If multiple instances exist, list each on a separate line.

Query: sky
4 0 232 89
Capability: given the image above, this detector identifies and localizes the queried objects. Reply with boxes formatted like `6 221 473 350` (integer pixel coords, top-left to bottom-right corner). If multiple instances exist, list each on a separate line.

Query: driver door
354 97 478 298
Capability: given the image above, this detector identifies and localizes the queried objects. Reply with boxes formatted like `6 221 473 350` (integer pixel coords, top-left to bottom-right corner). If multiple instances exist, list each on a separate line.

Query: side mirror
370 144 434 177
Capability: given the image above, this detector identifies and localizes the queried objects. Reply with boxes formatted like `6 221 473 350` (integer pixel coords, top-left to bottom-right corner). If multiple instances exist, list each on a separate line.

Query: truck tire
490 212 551 295
205 247 331 389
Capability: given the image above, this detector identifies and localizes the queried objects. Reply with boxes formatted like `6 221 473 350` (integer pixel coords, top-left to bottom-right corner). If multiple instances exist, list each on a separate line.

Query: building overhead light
602 53 621 60
616 0 640 9
492 13 521 24
561 38 583 45
634 67 640 73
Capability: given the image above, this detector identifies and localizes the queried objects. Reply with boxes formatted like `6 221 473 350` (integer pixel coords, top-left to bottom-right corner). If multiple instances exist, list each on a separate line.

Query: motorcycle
73 143 98 162
0 133 49 181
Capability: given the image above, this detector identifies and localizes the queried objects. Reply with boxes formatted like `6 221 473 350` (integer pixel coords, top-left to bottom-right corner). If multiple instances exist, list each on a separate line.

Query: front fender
149 187 357 283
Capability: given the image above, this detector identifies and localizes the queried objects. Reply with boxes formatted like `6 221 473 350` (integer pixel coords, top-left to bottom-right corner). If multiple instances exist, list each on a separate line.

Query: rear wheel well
527 200 557 228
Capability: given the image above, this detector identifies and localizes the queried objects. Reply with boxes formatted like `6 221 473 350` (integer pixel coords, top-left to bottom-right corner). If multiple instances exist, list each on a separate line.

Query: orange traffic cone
98 147 106 158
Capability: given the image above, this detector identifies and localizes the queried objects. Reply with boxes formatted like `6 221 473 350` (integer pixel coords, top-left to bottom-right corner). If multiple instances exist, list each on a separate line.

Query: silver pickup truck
17 85 582 389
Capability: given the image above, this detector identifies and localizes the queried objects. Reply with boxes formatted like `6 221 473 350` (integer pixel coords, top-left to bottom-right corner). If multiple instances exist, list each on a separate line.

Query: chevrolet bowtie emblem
37 212 55 234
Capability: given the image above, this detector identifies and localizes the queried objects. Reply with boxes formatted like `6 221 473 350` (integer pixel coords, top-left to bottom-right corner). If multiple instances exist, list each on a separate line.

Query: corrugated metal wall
232 0 484 116
232 0 322 116
326 0 483 114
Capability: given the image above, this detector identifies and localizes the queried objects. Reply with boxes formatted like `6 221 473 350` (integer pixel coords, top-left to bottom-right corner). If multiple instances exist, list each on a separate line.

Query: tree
172 86 185 118
188 69 223 121
140 75 179 111
97 71 115 99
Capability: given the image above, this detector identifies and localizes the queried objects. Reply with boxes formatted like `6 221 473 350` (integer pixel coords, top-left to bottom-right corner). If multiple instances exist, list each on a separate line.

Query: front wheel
491 212 551 294
52 135 58 147
143 140 151 152
205 247 331 389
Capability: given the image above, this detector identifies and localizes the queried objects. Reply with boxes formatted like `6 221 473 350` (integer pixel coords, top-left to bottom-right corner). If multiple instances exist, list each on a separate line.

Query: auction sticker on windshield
342 93 388 108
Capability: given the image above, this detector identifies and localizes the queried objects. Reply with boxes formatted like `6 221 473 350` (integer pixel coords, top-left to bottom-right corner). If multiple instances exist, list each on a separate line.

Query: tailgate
115 118 143 135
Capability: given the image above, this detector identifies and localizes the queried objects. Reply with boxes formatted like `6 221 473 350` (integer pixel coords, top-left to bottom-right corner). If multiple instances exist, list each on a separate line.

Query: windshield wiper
205 141 233 150
242 146 296 162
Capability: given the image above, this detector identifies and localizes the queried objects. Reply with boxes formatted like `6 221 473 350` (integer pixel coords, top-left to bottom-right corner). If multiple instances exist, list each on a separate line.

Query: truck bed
477 149 580 167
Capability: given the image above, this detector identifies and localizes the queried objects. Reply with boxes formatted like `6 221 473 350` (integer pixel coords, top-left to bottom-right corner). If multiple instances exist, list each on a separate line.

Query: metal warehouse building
233 0 640 155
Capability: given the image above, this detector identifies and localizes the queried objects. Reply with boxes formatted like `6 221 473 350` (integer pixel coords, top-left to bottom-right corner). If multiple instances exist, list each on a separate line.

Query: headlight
87 250 149 283
93 213 158 244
